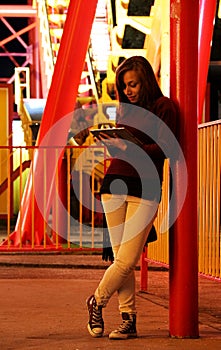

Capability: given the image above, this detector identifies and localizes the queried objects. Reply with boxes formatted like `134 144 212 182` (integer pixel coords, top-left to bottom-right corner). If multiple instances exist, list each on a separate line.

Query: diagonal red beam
1 45 21 68
0 161 31 196
0 22 36 47
1 0 98 247
1 16 28 49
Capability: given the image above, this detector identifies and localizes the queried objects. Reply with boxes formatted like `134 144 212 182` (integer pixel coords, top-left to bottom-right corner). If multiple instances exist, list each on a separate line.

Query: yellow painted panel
0 87 8 146
0 87 9 215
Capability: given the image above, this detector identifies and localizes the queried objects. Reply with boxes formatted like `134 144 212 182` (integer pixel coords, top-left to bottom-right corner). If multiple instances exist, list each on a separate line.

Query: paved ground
0 253 221 350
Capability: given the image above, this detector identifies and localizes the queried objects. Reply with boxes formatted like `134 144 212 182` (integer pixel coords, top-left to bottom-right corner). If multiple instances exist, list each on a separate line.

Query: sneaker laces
90 299 103 329
116 319 133 333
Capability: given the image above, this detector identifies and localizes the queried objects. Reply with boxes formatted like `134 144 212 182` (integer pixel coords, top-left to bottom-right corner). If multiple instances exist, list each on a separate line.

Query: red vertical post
140 247 148 292
169 0 199 338
52 156 67 244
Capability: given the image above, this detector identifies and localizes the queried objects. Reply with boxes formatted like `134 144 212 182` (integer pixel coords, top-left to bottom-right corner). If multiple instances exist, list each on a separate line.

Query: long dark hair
115 56 163 110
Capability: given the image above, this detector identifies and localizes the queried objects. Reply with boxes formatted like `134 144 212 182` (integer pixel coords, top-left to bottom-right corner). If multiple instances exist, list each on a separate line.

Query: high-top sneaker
86 295 104 337
109 312 137 340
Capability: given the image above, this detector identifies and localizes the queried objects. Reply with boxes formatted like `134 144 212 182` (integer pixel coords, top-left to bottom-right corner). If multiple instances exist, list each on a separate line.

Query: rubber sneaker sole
109 331 137 340
87 323 103 338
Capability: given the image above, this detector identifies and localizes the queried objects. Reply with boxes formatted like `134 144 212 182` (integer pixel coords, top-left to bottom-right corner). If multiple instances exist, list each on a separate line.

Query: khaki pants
95 194 158 314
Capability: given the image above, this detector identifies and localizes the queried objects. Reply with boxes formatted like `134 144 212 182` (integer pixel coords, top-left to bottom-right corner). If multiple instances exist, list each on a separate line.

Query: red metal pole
169 0 199 337
1 0 98 247
140 247 148 292
52 156 67 244
198 0 217 124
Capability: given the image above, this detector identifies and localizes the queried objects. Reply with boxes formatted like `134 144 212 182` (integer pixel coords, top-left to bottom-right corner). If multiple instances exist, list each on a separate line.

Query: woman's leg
95 194 158 312
115 196 156 314
95 194 127 306
87 194 127 338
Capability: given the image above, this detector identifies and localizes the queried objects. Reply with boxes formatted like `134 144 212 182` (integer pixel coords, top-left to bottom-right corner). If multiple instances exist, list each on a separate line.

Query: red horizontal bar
0 5 36 17
0 53 29 57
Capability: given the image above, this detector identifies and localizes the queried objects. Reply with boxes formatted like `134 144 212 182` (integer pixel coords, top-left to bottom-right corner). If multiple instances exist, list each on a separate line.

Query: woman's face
122 70 141 104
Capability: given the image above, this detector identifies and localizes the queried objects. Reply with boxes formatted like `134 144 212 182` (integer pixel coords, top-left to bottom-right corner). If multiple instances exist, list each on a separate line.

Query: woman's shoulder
153 96 179 115
155 96 177 107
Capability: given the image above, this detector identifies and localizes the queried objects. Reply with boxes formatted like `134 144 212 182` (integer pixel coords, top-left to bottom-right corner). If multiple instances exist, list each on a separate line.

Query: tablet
90 127 143 146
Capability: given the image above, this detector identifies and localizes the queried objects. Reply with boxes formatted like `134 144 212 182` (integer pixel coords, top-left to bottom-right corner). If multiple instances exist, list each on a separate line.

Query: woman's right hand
97 132 127 151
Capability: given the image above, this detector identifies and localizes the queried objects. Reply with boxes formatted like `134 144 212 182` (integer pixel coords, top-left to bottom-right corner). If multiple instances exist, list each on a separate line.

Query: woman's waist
106 159 164 180
100 174 162 201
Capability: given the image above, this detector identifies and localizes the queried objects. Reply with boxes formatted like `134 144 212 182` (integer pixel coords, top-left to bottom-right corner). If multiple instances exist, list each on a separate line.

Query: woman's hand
74 121 89 145
96 132 127 151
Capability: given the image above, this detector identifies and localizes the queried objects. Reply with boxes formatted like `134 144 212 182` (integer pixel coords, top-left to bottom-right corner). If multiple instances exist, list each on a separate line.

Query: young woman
86 56 178 340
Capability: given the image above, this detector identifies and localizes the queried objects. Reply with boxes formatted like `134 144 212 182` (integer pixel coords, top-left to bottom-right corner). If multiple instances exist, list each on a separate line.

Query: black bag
102 218 157 262
145 224 157 245
102 214 114 262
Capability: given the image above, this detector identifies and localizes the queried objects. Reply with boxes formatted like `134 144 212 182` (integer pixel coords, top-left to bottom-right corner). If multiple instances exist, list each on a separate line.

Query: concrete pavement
0 253 220 349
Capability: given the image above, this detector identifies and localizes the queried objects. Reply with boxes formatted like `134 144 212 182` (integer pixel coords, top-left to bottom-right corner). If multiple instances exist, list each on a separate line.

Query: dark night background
0 0 29 79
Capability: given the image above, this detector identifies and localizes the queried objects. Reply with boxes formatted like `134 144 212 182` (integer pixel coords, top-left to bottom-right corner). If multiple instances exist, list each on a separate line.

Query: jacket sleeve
140 98 178 160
